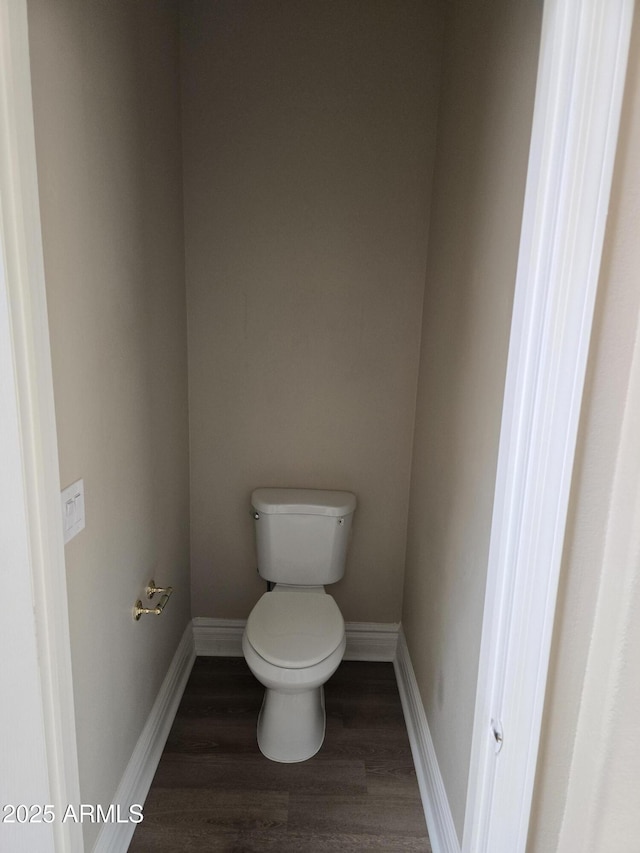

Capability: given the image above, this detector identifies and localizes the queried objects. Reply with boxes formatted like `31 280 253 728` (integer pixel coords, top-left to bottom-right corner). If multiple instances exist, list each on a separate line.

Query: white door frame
0 1 82 851
0 1 633 852
463 1 634 852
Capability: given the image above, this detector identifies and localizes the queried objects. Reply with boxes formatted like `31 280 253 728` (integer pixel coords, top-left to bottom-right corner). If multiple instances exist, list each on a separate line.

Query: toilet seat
246 591 344 669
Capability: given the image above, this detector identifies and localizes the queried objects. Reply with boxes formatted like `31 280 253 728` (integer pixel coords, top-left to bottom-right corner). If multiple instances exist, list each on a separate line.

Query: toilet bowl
242 587 346 762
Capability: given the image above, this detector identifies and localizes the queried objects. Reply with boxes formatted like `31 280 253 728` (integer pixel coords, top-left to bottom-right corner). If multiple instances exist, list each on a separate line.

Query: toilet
242 487 356 763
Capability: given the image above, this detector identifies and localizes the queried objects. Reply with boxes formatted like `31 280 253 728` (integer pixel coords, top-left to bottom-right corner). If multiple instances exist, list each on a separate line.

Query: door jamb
0 2 82 850
463 1 634 851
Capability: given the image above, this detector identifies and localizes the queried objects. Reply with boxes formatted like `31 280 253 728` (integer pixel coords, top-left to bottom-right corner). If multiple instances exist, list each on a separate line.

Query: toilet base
257 685 326 763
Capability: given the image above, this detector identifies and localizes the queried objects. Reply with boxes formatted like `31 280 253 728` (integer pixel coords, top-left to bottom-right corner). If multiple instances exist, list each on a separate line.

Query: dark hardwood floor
128 657 431 852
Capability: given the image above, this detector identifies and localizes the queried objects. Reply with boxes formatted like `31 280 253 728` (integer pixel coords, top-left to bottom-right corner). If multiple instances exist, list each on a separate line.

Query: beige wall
182 0 444 622
27 1 190 847
528 13 640 852
402 0 542 840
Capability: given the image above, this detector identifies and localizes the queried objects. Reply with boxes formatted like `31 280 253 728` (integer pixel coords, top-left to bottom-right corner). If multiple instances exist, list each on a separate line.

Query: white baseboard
93 623 195 853
193 616 245 656
394 626 461 853
192 616 399 661
343 621 399 661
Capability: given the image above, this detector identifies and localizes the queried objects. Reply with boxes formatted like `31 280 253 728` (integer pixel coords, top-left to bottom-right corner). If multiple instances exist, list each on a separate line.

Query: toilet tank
252 488 356 585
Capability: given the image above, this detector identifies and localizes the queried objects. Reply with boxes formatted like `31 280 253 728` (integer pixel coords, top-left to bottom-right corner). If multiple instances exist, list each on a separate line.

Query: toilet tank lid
251 488 356 517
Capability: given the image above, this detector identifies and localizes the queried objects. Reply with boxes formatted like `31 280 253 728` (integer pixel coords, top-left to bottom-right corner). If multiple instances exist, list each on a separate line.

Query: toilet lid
246 591 344 669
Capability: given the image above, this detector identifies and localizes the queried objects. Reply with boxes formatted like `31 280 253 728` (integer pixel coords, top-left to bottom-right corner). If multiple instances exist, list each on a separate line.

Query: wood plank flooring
128 657 431 852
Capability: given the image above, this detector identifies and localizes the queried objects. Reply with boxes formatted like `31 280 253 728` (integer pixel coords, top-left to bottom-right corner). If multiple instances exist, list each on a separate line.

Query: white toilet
242 487 356 763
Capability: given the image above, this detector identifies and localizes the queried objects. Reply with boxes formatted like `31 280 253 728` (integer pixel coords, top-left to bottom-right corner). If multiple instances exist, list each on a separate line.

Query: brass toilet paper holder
133 579 173 621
